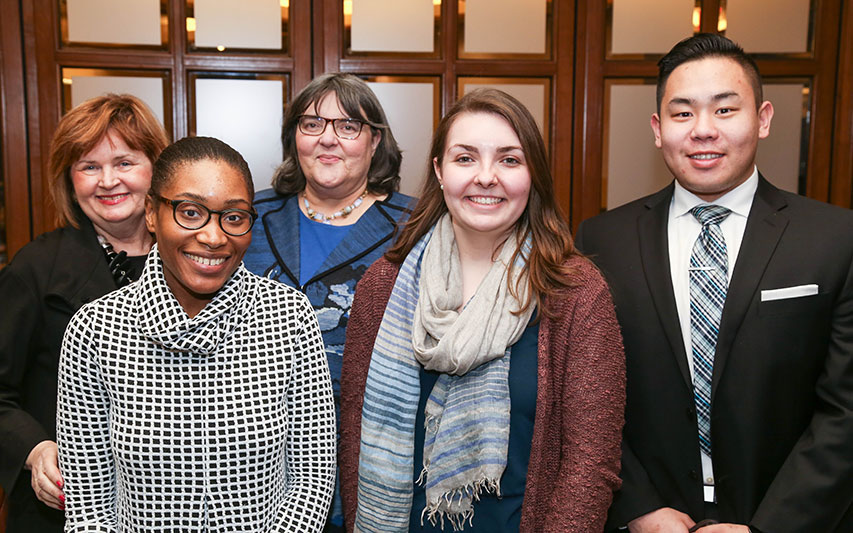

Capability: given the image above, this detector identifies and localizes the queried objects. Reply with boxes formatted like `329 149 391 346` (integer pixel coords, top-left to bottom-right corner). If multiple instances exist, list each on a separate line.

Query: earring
439 183 444 190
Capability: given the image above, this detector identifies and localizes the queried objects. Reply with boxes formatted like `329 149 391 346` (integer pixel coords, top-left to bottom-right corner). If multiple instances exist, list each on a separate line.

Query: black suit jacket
575 176 853 532
0 217 117 532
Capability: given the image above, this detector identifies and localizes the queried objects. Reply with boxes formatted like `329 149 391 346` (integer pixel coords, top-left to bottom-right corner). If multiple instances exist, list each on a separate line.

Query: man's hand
628 507 696 533
25 440 65 510
694 525 750 532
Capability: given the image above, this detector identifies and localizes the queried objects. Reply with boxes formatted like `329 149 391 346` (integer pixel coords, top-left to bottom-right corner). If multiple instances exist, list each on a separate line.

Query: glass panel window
347 0 440 56
723 0 813 53
757 83 810 194
364 77 440 196
608 0 694 56
459 78 550 143
61 69 170 134
604 81 671 210
602 80 811 211
61 0 167 47
187 0 288 52
191 75 288 192
460 0 550 58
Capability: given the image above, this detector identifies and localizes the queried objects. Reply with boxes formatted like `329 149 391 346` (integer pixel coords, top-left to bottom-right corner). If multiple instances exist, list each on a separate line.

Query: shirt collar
672 166 758 219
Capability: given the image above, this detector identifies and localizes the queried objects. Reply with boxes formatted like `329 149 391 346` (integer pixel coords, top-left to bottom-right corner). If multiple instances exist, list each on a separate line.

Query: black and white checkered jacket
57 245 335 532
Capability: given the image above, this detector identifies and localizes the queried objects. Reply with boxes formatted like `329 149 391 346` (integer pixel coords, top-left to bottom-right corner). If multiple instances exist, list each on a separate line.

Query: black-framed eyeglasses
296 115 369 140
154 194 258 236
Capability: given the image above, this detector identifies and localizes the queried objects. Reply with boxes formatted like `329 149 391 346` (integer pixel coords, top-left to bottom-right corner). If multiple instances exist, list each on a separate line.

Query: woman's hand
25 440 65 510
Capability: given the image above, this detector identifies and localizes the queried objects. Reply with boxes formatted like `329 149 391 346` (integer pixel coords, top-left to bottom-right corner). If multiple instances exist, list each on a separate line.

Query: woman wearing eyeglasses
243 73 413 532
56 136 336 532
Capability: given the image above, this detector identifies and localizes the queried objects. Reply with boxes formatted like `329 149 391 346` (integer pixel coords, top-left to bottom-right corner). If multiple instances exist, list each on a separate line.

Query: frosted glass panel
756 84 807 194
464 0 546 54
66 74 166 128
724 0 811 53
606 84 671 209
460 82 547 136
351 0 434 52
194 0 282 49
194 78 285 191
67 0 161 45
611 0 694 55
367 81 436 196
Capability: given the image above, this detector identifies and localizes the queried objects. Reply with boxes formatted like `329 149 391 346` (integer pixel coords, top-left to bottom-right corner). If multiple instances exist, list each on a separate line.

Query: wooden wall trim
1 0 32 260
571 0 605 230
803 0 842 201
22 0 53 237
830 0 853 207
552 0 574 222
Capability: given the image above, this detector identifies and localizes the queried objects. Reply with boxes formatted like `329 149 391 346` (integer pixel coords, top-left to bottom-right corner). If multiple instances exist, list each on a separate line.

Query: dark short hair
656 33 763 113
48 93 169 227
150 136 254 199
272 72 402 195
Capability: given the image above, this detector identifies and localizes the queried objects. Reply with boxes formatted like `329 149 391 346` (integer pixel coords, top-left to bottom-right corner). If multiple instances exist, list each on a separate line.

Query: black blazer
0 217 117 531
575 176 853 533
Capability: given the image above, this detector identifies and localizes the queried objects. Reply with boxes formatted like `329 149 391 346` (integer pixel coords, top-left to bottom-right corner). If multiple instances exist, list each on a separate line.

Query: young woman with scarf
56 136 336 532
339 89 626 532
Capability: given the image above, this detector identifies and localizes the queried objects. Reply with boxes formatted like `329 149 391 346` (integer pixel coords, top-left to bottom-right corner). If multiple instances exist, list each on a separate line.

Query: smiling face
295 92 381 200
71 130 153 238
145 158 253 317
651 56 773 202
435 111 531 248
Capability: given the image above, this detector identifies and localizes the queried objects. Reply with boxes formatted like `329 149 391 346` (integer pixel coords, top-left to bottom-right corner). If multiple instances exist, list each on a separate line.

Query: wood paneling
831 0 853 207
572 0 848 234
321 0 574 219
1 0 851 260
1 0 32 259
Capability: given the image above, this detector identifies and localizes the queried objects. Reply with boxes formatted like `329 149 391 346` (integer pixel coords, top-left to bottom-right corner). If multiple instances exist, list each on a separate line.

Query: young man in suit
575 33 853 533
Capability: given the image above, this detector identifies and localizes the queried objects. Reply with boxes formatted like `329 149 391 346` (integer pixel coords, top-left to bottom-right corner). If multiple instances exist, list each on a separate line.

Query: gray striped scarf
355 214 533 531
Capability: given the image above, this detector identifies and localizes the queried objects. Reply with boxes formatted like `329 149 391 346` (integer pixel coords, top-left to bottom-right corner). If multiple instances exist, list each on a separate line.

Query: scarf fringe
420 476 502 531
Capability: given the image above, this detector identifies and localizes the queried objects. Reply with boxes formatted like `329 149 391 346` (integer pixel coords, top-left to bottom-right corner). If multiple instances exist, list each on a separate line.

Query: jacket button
686 406 696 420
688 470 699 481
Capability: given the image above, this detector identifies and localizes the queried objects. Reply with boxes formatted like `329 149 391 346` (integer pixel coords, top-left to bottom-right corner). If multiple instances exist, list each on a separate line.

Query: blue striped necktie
689 204 732 457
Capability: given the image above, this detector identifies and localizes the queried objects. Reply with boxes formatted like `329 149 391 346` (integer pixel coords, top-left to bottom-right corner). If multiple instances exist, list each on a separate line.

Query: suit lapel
712 176 788 395
261 195 301 285
638 184 693 386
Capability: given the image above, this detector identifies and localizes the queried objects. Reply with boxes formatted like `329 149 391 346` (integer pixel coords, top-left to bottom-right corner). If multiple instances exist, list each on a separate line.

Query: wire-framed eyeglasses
296 115 370 140
154 194 258 236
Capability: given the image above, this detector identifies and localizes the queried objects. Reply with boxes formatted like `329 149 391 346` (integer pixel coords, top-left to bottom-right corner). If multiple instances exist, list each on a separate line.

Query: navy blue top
298 212 353 286
410 319 539 532
244 190 412 532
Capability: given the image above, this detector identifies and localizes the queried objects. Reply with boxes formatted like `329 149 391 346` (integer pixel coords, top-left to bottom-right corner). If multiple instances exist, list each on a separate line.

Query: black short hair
150 136 254 198
656 33 763 113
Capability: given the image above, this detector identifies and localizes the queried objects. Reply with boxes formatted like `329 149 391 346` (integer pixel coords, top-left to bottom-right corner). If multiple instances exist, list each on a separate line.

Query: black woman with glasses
244 73 413 532
56 136 336 532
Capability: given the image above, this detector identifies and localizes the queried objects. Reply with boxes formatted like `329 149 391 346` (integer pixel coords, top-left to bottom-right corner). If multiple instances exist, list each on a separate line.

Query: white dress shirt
667 167 759 502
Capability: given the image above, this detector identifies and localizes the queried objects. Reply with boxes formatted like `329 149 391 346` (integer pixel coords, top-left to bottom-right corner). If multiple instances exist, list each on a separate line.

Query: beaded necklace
302 189 368 224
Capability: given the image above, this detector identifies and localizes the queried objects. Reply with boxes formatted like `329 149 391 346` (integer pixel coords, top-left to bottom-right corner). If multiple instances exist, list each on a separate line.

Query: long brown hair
386 88 579 317
48 93 169 228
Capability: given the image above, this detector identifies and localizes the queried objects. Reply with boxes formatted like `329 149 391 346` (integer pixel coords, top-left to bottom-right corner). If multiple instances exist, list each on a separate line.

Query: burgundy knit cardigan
339 255 626 532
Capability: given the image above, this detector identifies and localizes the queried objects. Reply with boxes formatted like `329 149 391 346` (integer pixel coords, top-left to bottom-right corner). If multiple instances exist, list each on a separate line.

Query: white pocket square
761 284 819 302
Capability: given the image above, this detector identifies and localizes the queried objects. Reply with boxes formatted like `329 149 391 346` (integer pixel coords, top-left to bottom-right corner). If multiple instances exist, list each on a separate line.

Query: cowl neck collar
136 244 249 354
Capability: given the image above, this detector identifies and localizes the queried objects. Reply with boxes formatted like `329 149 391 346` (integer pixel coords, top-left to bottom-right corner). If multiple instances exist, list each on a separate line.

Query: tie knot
691 205 731 226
